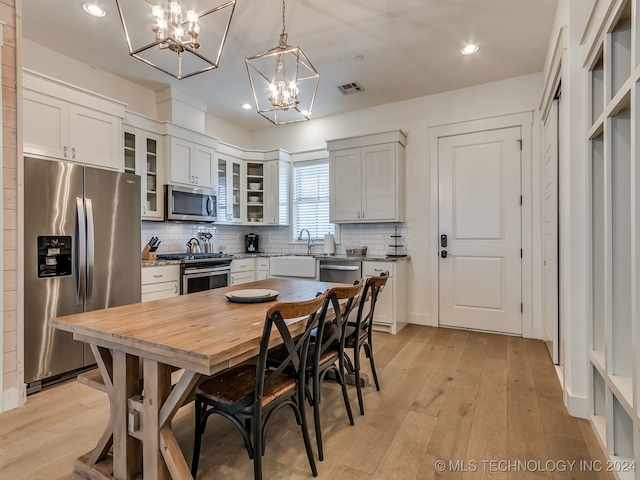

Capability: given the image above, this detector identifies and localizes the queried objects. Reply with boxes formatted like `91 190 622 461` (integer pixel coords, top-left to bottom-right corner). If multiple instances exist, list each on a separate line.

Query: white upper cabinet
263 156 290 226
123 117 164 221
217 152 244 224
165 123 218 189
168 137 216 188
23 70 125 171
328 130 406 223
216 144 290 226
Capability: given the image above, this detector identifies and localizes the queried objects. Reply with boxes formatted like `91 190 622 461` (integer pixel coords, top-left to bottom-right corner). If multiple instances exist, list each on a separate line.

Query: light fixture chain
281 0 286 36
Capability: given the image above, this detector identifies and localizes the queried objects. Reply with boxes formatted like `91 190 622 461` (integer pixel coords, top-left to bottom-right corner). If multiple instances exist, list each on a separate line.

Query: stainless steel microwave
165 184 217 222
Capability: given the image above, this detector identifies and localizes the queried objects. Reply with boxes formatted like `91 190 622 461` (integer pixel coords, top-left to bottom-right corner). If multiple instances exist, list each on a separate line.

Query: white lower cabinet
363 260 408 334
257 257 270 280
141 265 180 302
230 258 256 285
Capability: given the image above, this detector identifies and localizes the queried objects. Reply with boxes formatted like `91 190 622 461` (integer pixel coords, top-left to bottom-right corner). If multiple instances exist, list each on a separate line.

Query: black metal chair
344 272 388 415
307 282 363 460
190 292 329 480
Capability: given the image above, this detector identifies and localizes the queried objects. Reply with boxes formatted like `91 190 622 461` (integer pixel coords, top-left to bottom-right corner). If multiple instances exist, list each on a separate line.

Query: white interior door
543 98 560 364
438 127 522 334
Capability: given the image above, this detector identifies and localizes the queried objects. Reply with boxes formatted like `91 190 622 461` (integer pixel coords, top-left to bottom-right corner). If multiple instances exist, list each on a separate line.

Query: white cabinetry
215 144 290 225
230 258 256 285
328 131 406 223
363 260 408 335
23 70 125 171
217 152 244 224
141 265 180 302
123 115 163 220
584 0 640 471
257 257 270 280
165 124 218 188
263 151 290 226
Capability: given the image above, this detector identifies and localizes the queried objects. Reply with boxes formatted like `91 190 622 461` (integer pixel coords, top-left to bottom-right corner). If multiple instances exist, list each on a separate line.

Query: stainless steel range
157 253 232 294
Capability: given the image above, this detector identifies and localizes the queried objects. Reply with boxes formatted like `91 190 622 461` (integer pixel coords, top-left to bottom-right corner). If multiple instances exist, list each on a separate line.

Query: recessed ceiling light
461 44 479 55
241 103 253 110
83 4 105 17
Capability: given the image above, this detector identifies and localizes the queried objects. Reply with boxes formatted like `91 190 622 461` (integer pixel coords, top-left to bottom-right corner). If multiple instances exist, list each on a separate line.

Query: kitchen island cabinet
328 130 406 223
23 70 125 171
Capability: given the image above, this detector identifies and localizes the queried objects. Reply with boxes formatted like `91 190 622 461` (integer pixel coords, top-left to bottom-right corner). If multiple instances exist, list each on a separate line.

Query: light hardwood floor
0 325 613 480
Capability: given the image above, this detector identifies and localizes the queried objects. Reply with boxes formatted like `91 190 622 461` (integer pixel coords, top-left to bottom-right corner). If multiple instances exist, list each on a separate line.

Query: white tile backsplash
141 222 409 256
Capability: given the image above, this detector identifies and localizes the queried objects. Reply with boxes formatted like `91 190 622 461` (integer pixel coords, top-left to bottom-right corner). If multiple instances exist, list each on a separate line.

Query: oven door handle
183 266 231 275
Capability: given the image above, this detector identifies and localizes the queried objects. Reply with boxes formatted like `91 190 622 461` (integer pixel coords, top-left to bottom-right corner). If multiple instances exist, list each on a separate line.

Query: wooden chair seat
344 326 368 347
196 365 296 413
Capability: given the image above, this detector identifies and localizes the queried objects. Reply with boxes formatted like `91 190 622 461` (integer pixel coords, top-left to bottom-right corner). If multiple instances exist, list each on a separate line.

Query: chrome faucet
298 228 314 255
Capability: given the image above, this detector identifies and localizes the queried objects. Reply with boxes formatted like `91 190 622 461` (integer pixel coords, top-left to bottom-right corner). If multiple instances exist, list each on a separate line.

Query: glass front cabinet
217 153 244 224
123 126 163 221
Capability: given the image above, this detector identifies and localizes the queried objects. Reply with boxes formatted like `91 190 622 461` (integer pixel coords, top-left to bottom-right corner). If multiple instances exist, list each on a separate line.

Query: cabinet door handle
174 284 178 294
153 274 163 278
72 147 76 159
64 146 68 158
143 206 147 215
357 211 360 219
362 211 365 218
196 176 199 184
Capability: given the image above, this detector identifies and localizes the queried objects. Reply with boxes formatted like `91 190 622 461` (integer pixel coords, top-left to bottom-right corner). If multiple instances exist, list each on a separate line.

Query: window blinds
292 160 335 240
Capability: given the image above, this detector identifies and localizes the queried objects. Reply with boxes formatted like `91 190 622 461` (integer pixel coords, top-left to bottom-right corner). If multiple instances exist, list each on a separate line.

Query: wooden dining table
50 277 346 480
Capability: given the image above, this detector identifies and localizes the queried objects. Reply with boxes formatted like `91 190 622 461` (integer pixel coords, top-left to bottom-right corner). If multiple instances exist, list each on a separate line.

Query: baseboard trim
2 387 21 412
565 388 588 419
408 312 435 327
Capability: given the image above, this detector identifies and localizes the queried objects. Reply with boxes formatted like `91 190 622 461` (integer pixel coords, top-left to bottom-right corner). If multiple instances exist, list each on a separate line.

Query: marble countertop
142 253 410 267
229 253 411 262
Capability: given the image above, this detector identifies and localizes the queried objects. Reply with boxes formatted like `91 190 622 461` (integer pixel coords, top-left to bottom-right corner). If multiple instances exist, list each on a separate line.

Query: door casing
429 112 535 337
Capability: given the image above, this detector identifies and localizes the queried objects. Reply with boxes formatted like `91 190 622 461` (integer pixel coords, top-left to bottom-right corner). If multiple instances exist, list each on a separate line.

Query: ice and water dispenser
37 236 72 278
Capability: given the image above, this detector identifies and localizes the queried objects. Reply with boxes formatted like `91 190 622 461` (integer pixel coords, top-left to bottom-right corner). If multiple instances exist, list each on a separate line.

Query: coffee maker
245 233 259 253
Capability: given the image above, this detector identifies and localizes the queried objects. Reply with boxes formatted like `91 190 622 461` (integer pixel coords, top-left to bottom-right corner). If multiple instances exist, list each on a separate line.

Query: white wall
251 73 544 327
22 38 545 331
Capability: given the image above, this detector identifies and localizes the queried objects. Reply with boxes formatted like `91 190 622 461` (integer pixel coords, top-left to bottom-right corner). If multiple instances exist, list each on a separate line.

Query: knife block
141 245 157 261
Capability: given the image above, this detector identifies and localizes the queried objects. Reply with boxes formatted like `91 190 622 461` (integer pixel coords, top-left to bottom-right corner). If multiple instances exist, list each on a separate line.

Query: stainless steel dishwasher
319 259 362 284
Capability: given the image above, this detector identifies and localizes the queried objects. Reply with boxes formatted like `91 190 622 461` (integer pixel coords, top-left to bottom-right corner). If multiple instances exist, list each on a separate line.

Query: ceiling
22 0 559 131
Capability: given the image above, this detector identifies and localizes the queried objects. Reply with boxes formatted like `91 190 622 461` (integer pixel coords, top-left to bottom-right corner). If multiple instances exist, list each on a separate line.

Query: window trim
289 157 340 245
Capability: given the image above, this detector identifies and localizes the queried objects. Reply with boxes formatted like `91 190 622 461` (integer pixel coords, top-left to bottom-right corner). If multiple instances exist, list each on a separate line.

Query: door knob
440 250 448 258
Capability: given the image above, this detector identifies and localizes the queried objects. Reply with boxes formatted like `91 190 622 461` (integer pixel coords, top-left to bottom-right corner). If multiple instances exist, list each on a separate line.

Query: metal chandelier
245 0 320 125
115 0 236 80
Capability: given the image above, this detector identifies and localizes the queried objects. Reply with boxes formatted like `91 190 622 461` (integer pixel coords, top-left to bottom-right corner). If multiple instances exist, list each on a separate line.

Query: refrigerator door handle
85 198 95 304
76 197 86 306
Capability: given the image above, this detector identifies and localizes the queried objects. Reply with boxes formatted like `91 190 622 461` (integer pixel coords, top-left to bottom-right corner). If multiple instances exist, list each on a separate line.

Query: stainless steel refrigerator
24 157 141 391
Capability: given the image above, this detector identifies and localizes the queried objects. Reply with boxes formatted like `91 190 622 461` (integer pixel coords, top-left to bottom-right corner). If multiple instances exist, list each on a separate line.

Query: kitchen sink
269 256 316 278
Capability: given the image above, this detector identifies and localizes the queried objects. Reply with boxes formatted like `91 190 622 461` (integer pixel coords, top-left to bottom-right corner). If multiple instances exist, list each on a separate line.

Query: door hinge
521 303 523 313
520 249 523 258
520 195 523 205
517 139 522 150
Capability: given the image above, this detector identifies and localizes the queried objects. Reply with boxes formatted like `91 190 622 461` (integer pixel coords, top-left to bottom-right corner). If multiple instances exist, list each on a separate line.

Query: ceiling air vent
337 82 365 94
